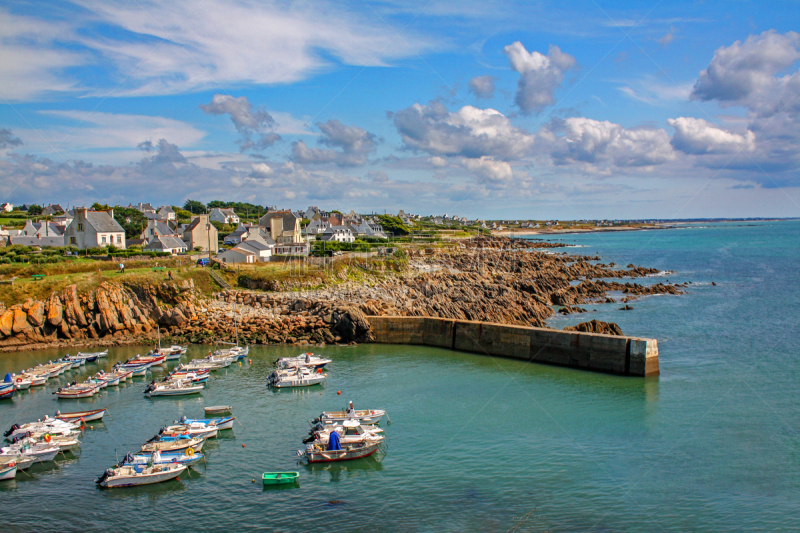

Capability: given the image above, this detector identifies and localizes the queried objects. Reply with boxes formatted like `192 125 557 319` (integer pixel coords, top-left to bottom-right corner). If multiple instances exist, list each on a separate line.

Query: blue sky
1 0 799 219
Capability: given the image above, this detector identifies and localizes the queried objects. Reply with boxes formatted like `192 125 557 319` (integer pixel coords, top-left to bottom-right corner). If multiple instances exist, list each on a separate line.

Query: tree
27 204 42 216
112 207 147 239
300 218 310 228
184 199 206 214
376 215 409 236
92 202 111 211
172 206 194 221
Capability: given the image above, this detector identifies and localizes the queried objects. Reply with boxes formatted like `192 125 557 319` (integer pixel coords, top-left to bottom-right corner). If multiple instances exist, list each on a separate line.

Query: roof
144 235 187 251
8 236 63 247
237 240 271 252
85 211 126 233
218 247 253 257
158 206 175 214
144 212 166 220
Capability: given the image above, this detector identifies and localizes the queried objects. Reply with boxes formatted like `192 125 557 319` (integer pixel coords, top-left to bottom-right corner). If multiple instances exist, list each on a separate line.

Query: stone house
209 207 239 225
182 214 218 253
259 210 302 244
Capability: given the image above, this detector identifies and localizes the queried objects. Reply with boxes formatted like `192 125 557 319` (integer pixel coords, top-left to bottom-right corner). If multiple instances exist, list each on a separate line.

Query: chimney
77 207 88 219
108 208 114 219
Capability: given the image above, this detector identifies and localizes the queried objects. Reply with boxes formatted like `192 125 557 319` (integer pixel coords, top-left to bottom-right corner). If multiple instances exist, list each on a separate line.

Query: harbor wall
366 316 659 377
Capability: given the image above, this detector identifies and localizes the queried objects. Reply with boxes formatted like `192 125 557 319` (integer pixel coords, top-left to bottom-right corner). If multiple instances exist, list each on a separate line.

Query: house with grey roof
304 219 330 237
158 205 176 221
223 224 250 245
42 204 66 216
8 235 64 248
259 210 302 245
319 226 355 243
182 215 218 253
235 239 272 262
217 247 255 264
131 202 156 214
209 207 239 225
63 208 126 249
140 219 175 242
144 235 187 254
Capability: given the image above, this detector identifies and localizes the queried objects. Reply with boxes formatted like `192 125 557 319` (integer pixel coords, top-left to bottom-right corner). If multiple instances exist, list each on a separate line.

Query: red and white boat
54 384 99 399
55 408 107 423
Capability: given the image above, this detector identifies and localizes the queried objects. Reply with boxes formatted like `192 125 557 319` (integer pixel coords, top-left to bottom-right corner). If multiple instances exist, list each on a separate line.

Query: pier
367 316 659 377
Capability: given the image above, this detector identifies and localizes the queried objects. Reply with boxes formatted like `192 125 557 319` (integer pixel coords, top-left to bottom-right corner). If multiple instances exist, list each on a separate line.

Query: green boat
262 471 299 485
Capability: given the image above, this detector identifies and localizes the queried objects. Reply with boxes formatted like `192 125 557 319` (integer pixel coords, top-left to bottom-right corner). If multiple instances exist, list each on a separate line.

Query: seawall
366 316 659 377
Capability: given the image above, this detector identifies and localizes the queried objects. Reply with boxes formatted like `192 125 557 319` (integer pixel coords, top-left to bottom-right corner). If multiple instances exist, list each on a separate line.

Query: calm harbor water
1 220 798 532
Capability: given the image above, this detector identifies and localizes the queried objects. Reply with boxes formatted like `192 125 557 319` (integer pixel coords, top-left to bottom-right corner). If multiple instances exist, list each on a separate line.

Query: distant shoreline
492 225 666 237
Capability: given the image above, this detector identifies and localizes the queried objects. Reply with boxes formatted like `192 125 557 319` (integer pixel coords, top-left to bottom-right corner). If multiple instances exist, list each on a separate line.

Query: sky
1 0 799 220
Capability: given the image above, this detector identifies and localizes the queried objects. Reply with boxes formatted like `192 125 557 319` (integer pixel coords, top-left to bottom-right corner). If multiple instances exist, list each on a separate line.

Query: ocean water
0 220 798 532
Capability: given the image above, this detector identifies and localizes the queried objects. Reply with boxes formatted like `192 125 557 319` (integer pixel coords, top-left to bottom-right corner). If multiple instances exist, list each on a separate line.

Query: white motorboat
77 350 108 359
300 420 384 463
0 462 16 481
5 417 80 440
313 408 386 426
96 463 186 488
160 423 218 440
204 405 232 416
0 441 60 462
144 380 204 397
274 352 332 371
54 384 99 399
141 436 205 454
12 376 32 390
0 454 35 471
123 451 203 468
267 366 327 388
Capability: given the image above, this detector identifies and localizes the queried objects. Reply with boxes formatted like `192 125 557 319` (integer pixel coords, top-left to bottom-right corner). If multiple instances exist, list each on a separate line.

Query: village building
217 247 255 264
157 205 176 221
181 215 218 253
304 219 330 237
209 207 240 225
42 204 66 216
63 208 126 249
319 225 355 243
259 210 303 244
143 235 188 254
0 203 13 212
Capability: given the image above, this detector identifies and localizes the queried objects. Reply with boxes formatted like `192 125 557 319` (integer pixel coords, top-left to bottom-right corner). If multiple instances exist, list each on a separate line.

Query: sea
0 220 797 532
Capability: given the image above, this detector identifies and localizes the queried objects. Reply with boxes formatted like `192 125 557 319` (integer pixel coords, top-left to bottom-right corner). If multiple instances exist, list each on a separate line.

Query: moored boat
144 380 204 397
122 451 204 468
176 415 235 431
204 405 232 416
267 366 327 388
96 462 186 488
140 436 205 454
313 408 386 426
0 462 17 481
55 408 107 423
300 420 384 463
54 383 99 399
0 380 15 400
274 353 331 371
262 471 299 485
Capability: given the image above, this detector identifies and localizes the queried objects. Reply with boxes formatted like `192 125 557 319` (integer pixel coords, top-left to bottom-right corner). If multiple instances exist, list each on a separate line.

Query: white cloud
291 120 377 167
200 94 280 152
542 117 675 168
503 41 577 114
393 101 535 159
459 156 513 182
668 117 755 154
468 75 496 99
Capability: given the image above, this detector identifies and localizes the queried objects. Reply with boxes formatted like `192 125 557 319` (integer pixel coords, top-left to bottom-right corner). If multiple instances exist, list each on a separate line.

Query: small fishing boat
127 365 149 377
77 349 108 359
267 366 327 388
166 370 209 384
299 420 384 463
141 436 205 454
5 417 80 440
55 408 107 423
54 383 99 399
0 441 60 463
178 361 224 372
204 405 232 416
176 415 235 431
313 408 387 426
84 376 109 389
262 471 299 485
0 462 17 481
160 422 218 440
0 380 15 400
28 434 81 453
0 454 35 471
96 463 186 488
123 451 204 468
105 370 132 383
144 380 204 397
274 353 332 371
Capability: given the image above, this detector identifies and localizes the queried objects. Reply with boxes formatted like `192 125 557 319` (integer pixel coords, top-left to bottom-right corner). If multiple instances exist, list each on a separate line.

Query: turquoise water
1 221 798 532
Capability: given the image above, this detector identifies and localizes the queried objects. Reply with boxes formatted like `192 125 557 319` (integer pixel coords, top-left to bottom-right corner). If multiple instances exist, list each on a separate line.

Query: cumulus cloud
393 101 535 160
668 117 755 154
200 94 281 152
503 42 577 114
367 170 389 182
691 30 800 117
0 128 23 149
139 139 187 166
459 156 513 182
468 75 496 99
291 119 376 167
541 117 675 168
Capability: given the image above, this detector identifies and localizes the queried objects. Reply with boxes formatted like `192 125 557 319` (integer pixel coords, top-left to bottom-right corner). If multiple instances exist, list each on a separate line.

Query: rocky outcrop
564 320 623 336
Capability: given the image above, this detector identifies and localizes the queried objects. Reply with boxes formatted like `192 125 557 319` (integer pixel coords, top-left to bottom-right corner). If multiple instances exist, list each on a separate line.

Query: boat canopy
327 430 341 451
4 373 11 383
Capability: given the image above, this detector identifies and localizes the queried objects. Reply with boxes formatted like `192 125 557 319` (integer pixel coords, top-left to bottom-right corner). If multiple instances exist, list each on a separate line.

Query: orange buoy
248 359 252 364
337 391 341 395
44 433 52 443
242 444 245 448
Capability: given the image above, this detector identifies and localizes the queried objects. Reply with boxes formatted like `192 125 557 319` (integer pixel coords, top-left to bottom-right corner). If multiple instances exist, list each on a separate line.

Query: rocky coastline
0 236 686 353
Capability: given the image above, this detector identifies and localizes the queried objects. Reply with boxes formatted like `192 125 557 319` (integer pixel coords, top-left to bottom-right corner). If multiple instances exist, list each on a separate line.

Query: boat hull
306 442 381 463
56 408 107 423
100 465 186 488
0 464 17 480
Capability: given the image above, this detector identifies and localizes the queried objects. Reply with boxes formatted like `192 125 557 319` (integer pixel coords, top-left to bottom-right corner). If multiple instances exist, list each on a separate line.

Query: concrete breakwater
368 316 659 377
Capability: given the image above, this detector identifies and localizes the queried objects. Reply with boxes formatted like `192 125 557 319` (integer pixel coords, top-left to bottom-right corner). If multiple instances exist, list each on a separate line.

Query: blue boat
1 376 16 400
178 415 235 430
121 451 204 468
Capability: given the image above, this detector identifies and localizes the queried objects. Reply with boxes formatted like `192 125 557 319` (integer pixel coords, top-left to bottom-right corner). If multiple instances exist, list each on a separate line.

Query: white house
143 235 188 254
235 240 272 262
320 225 355 243
305 219 330 236
63 208 126 249
209 208 239 225
157 206 176 221
223 224 250 245
0 203 13 212
217 247 255 264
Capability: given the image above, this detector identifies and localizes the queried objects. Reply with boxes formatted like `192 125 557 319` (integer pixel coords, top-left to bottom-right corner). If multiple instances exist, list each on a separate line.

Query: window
101 236 106 244
77 223 83 231
116 235 122 244
69 237 76 245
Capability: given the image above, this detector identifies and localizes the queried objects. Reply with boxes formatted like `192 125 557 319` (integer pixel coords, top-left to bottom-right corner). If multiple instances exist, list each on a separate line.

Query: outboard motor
145 435 159 443
179 416 187 424
96 468 115 484
4 423 19 437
